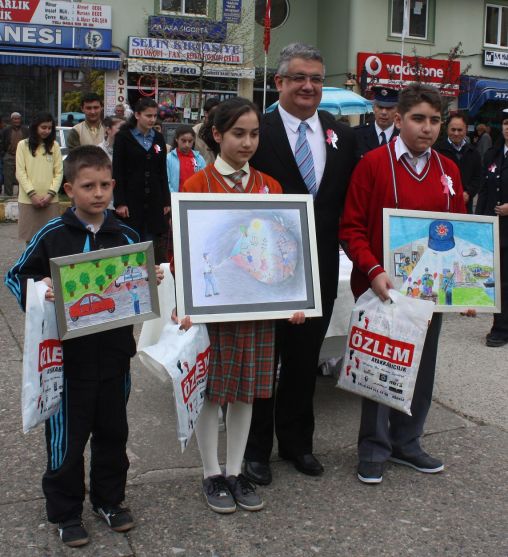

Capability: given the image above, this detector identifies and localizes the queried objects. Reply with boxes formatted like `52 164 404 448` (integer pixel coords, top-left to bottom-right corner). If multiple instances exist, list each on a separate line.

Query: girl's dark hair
172 124 195 148
103 116 124 139
127 98 158 128
200 97 260 155
28 112 56 156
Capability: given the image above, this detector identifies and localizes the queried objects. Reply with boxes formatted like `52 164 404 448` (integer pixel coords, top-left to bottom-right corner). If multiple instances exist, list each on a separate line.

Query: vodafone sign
357 52 460 97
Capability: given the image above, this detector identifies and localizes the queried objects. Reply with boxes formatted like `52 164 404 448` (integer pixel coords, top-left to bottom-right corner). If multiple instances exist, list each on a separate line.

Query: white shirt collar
504 144 508 157
214 155 250 176
394 136 431 162
447 137 466 151
278 104 320 134
375 122 395 140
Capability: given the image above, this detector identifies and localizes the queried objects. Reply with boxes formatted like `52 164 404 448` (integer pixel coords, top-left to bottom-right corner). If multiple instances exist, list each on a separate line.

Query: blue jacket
167 148 206 193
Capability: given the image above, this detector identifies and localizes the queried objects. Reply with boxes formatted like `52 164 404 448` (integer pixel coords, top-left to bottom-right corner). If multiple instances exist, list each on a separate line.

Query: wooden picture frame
50 242 160 340
171 193 322 323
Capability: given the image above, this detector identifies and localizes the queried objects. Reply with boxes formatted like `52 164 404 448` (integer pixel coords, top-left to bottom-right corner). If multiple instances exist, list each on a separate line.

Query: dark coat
434 139 483 213
354 123 398 158
476 143 508 248
113 127 170 235
0 125 29 156
250 109 357 305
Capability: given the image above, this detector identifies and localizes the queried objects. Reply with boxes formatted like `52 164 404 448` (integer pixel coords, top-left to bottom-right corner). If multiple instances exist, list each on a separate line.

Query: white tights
194 398 253 478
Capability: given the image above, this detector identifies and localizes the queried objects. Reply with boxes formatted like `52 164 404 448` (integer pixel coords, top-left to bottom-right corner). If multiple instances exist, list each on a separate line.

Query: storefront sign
484 50 508 68
357 52 461 97
128 58 254 79
0 21 111 49
148 16 226 42
128 37 243 64
0 1 112 30
223 0 242 24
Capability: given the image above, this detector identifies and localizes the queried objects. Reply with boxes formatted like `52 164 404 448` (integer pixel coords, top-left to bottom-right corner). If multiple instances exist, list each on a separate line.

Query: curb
0 198 71 222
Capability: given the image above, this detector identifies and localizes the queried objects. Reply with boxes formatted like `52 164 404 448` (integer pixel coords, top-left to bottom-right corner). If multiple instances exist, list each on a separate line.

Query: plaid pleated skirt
206 320 276 405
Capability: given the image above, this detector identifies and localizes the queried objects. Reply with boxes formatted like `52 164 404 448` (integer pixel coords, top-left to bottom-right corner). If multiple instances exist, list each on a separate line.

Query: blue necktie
295 122 317 197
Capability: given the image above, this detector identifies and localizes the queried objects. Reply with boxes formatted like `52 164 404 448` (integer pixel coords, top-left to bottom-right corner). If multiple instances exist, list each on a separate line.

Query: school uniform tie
295 121 317 197
227 170 246 192
379 131 387 145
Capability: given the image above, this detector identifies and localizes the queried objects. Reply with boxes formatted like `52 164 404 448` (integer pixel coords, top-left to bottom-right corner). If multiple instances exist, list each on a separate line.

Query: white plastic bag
337 288 434 415
138 322 210 452
22 280 64 433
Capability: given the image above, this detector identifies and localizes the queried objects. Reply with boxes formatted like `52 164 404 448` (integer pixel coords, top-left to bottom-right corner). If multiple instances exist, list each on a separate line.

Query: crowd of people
3 41 508 548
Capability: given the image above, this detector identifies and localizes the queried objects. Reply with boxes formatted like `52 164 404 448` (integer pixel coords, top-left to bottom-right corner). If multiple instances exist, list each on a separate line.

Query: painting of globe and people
383 209 501 312
172 194 322 323
50 242 159 340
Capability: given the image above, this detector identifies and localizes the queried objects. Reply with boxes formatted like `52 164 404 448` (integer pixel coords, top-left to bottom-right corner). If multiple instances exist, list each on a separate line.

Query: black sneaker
389 451 444 473
202 475 236 514
226 474 264 511
93 505 135 532
58 517 89 547
357 461 384 484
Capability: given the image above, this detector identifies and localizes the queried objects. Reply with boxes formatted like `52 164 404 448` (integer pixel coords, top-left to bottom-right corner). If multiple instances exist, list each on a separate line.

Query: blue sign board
148 16 227 41
223 0 242 24
0 22 112 50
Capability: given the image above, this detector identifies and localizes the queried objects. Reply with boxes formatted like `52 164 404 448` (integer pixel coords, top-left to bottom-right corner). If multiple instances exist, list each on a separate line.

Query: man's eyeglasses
280 74 325 85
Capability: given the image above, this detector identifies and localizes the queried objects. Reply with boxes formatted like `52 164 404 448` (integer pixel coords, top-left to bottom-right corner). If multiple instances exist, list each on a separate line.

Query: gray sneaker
202 475 236 514
226 474 264 511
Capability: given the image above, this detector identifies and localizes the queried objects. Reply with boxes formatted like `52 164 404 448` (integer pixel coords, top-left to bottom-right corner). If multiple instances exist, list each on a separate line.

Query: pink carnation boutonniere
488 162 497 173
440 174 455 196
153 144 161 154
326 129 338 149
259 184 270 194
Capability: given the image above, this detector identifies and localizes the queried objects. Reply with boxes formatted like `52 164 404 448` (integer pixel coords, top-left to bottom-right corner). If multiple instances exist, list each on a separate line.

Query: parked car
60 111 85 127
55 126 72 159
115 265 148 287
68 293 115 321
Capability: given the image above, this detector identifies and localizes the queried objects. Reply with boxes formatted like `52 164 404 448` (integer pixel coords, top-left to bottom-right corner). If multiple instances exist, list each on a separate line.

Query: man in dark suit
244 43 357 484
434 113 482 214
355 87 399 158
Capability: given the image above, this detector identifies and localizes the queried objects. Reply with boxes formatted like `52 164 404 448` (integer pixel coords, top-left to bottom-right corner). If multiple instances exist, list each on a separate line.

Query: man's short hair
397 83 442 116
446 112 468 127
80 92 103 107
276 43 325 76
64 145 111 183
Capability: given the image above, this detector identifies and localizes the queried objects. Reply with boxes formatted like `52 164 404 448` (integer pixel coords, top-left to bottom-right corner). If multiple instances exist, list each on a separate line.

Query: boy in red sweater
340 84 466 484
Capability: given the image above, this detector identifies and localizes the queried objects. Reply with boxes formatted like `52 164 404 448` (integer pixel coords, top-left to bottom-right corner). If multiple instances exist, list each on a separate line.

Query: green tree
92 260 101 268
65 280 77 298
136 252 146 266
79 272 90 290
121 254 130 267
95 275 106 291
105 264 116 279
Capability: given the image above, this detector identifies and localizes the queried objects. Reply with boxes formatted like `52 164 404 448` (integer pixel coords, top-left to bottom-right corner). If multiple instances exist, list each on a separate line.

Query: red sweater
340 142 466 298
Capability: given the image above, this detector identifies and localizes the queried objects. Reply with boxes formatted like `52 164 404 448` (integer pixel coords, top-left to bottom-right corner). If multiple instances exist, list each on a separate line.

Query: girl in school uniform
167 124 206 193
181 97 304 514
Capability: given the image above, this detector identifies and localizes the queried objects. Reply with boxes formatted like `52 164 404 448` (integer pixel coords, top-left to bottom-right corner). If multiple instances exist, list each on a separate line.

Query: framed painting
50 242 160 340
383 209 501 313
171 193 322 323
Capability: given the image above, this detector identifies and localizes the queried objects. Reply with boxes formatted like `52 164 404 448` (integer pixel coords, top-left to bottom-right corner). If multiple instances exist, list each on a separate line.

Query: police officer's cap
372 87 398 108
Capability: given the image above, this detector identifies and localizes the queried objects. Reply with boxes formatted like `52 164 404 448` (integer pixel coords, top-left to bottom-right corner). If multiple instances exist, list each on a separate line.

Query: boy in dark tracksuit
5 146 163 547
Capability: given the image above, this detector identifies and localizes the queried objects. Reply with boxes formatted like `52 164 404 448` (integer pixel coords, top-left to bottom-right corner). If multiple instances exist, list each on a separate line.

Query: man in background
1 112 28 196
67 93 105 150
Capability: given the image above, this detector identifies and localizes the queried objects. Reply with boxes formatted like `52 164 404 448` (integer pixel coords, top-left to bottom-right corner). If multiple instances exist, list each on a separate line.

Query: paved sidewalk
0 222 506 557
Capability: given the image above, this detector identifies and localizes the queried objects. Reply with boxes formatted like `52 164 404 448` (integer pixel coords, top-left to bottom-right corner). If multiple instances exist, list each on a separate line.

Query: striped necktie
227 170 246 192
295 121 317 197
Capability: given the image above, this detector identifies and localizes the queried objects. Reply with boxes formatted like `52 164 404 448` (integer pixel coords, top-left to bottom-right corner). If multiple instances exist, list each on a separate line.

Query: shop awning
0 46 121 70
458 76 508 117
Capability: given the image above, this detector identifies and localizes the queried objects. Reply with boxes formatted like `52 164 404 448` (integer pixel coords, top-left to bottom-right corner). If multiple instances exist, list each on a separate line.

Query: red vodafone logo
364 55 383 76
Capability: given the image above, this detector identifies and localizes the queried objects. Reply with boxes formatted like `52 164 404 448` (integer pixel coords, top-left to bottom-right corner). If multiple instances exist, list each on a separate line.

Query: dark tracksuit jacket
5 208 140 523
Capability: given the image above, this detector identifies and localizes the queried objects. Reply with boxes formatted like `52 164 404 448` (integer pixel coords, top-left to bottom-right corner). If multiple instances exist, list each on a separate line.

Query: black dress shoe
244 460 272 485
279 452 324 476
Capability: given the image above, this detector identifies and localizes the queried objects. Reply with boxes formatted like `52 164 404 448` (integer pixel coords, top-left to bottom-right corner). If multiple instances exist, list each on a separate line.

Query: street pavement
0 222 506 557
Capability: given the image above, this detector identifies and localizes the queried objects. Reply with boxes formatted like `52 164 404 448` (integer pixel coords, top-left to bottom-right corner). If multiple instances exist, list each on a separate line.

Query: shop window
390 0 431 40
254 0 289 29
484 3 508 48
160 0 207 16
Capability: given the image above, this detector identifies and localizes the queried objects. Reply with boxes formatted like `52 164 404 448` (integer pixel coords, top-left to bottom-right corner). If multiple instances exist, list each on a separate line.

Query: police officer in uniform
355 87 399 158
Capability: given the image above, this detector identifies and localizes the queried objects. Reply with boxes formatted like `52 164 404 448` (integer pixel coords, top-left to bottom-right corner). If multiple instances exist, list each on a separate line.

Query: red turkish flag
263 0 271 54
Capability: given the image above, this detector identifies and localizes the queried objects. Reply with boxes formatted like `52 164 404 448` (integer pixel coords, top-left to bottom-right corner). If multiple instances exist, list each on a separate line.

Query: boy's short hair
397 83 443 116
64 145 112 183
80 92 103 107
